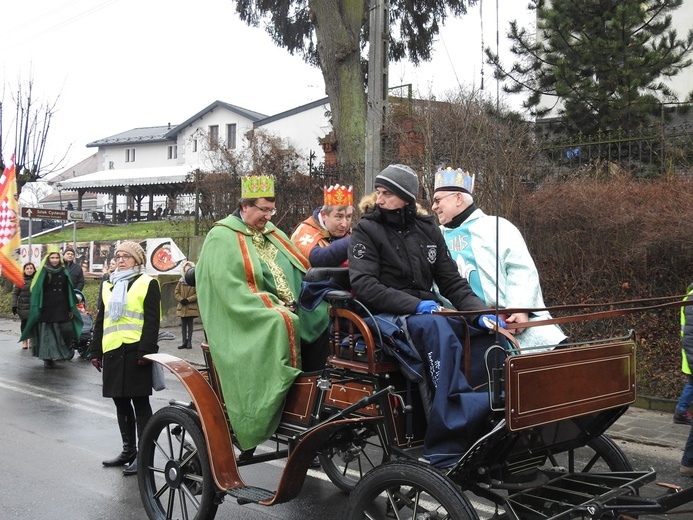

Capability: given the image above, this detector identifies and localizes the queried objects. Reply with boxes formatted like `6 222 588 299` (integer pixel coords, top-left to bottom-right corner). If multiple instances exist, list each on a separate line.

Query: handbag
152 362 166 391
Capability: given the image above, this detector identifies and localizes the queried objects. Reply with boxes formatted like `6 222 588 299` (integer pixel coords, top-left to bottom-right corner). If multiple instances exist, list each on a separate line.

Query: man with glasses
195 174 329 454
432 167 566 351
290 184 354 267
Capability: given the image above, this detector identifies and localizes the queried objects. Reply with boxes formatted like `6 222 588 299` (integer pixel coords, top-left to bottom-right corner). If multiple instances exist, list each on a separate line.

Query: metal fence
536 122 693 180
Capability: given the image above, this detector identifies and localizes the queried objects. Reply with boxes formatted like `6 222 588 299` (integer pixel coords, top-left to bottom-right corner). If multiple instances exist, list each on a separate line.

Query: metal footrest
227 486 276 505
504 470 655 519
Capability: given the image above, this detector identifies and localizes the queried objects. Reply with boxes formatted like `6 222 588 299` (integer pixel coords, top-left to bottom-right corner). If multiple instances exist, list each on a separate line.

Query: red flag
0 156 23 286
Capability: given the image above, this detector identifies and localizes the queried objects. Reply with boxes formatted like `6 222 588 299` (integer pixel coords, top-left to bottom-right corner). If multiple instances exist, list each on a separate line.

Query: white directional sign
68 210 86 221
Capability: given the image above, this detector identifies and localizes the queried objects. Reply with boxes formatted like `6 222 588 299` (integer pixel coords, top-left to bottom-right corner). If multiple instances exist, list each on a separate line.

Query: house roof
54 164 198 197
255 97 329 127
87 125 177 148
51 153 99 181
166 100 268 139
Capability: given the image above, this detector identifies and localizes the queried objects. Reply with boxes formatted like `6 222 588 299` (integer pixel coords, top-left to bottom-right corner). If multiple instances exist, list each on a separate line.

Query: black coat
11 274 33 319
40 270 72 323
65 261 85 290
91 274 161 398
348 205 486 315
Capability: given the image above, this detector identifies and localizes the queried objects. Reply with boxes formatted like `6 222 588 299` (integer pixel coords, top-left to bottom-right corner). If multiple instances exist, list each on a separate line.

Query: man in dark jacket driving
348 163 505 468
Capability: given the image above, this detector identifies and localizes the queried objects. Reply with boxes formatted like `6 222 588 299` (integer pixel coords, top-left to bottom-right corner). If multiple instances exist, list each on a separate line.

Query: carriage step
227 486 275 505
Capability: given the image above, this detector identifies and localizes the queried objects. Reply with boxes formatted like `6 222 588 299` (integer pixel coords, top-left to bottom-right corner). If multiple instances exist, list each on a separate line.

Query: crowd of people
10 166 693 477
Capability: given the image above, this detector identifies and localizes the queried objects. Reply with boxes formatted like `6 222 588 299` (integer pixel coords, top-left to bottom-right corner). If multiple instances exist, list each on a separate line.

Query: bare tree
383 88 538 217
193 127 315 232
0 76 67 193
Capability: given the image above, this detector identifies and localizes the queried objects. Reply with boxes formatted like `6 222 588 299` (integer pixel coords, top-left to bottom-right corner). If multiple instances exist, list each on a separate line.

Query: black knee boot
103 415 137 466
123 413 152 476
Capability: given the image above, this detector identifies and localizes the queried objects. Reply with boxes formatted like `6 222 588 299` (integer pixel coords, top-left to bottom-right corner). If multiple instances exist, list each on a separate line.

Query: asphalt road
1 320 692 520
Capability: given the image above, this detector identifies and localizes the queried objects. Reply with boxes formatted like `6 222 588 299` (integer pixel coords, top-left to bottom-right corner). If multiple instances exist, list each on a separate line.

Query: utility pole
365 0 389 194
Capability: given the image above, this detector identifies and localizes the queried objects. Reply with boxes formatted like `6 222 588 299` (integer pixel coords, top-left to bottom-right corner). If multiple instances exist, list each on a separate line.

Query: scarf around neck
108 268 139 322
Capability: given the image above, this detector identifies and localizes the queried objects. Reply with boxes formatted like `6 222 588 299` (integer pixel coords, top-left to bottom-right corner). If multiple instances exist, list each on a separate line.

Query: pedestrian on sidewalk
12 262 36 349
20 247 83 368
90 241 161 476
175 260 198 350
675 283 693 426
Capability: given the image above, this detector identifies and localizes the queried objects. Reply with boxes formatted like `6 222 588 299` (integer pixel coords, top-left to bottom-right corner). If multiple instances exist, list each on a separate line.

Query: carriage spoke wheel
341 461 479 520
544 433 633 474
138 406 220 520
318 425 388 493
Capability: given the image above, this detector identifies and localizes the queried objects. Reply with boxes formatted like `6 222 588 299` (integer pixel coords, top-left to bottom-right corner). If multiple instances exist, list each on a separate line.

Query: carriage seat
304 268 400 374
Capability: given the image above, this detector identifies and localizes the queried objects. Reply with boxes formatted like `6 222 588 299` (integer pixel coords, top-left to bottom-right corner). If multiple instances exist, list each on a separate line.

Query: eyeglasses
252 203 277 216
432 193 458 206
115 254 134 261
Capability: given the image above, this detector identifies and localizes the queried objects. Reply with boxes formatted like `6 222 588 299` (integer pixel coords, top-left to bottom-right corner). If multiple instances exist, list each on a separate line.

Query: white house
52 98 332 218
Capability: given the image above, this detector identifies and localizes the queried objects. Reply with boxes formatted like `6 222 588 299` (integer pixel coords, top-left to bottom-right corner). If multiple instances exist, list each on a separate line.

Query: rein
438 293 693 331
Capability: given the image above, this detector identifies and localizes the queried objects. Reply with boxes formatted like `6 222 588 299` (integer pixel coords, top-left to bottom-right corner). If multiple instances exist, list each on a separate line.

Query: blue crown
434 167 475 194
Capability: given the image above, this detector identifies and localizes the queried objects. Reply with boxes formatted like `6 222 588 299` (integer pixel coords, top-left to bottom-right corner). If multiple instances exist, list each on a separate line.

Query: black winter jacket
65 260 85 290
11 274 33 319
348 205 486 316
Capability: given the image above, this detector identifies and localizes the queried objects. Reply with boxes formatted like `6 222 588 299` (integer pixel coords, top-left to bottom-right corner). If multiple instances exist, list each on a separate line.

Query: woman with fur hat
90 240 161 476
20 248 83 367
175 261 199 349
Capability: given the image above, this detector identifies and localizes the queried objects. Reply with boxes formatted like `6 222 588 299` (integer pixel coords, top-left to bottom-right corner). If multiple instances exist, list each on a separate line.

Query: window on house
226 123 237 149
192 139 198 152
125 148 136 162
209 125 219 151
168 145 178 159
108 161 114 170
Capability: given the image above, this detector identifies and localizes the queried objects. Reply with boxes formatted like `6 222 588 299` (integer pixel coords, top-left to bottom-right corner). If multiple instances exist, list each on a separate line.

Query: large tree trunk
310 0 367 174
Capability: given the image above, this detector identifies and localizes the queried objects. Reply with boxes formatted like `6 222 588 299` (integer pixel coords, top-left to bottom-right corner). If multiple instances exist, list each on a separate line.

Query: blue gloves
478 314 507 330
415 300 440 314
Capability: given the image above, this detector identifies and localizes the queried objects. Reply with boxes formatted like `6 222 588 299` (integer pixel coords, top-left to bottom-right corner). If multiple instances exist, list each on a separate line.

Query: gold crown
324 184 354 207
241 175 275 198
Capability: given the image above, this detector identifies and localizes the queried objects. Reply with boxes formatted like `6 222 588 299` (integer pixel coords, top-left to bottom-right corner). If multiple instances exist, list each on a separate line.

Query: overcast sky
1 0 531 174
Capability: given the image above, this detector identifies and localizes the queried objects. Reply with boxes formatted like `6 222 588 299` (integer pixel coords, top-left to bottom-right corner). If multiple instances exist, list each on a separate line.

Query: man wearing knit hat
348 164 506 467
62 245 85 290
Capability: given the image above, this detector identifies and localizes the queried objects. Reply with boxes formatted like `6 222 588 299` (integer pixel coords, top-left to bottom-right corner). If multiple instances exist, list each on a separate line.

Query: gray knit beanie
374 164 419 204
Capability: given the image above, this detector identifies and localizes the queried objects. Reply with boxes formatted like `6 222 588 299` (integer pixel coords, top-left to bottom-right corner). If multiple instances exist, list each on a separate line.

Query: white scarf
108 267 139 322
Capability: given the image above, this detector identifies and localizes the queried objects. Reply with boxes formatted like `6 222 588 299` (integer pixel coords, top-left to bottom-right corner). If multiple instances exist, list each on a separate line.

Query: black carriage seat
303 267 400 374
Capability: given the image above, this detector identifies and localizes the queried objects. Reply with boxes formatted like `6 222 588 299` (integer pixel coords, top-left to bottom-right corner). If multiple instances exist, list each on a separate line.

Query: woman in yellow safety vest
90 241 161 477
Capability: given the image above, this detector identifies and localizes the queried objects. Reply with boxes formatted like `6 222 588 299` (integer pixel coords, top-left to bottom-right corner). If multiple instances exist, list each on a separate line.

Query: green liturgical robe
196 214 328 449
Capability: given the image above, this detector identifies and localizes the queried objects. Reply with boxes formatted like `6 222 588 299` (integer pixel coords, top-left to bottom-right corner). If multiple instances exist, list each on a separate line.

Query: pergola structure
54 165 199 223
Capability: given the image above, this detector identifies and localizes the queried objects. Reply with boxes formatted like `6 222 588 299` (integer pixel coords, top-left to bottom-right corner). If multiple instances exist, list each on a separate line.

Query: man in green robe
196 175 329 450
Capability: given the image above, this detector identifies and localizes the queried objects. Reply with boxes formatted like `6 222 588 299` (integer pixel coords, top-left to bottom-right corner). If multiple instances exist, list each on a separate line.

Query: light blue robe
441 208 566 351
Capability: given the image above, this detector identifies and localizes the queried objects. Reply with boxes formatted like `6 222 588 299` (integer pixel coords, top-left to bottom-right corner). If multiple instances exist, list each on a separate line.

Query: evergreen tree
233 0 476 172
487 0 693 135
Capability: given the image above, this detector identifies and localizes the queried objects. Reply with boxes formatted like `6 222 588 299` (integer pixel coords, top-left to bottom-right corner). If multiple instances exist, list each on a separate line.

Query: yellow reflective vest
101 274 157 354
683 286 693 375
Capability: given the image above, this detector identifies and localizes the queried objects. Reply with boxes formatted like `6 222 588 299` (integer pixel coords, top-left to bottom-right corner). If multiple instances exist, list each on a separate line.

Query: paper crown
241 175 275 199
434 167 475 194
324 184 354 207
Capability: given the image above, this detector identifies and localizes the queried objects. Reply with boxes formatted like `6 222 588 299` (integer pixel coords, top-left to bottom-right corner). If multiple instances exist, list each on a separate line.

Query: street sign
68 210 86 221
20 207 68 220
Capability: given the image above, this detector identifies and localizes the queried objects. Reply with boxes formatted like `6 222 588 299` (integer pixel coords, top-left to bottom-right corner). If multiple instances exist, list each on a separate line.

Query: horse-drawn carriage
137 267 693 519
